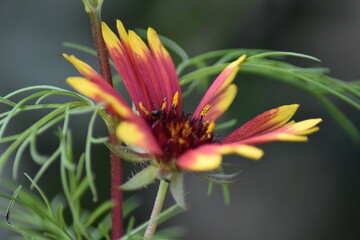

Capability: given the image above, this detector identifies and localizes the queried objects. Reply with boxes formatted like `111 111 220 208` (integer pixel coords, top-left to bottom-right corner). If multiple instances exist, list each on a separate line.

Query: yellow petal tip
128 30 148 57
101 22 120 49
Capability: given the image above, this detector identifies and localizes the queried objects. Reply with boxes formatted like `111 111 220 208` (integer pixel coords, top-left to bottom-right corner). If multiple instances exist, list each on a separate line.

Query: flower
64 20 322 174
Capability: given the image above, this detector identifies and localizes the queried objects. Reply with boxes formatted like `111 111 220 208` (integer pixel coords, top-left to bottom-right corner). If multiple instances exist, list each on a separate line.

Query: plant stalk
87 8 123 239
144 180 169 239
88 11 113 85
109 132 123 239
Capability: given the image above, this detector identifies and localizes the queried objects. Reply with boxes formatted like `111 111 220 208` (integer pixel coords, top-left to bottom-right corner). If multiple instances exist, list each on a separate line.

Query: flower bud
81 0 104 14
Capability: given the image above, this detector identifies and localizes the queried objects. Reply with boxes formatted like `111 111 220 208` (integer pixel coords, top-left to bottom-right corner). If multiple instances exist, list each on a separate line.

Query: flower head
64 20 322 174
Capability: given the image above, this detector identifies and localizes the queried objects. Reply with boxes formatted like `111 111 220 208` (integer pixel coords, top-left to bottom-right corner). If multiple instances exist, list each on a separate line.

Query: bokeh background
0 0 359 239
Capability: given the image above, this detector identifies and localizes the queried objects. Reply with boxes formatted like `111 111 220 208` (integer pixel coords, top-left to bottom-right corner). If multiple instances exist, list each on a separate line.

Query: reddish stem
88 11 123 239
89 12 113 85
109 133 123 239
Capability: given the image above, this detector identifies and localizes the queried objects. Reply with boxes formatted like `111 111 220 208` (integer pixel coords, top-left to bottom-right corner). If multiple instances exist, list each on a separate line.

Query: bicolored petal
203 84 237 121
102 21 153 112
66 77 135 120
102 20 181 116
222 104 322 145
116 120 163 154
193 55 246 121
176 143 263 171
222 104 299 143
148 27 182 113
116 20 130 45
238 118 322 145
127 29 167 109
66 77 162 155
63 54 105 84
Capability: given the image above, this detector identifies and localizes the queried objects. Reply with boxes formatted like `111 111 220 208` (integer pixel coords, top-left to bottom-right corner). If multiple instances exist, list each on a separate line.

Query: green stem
144 180 169 239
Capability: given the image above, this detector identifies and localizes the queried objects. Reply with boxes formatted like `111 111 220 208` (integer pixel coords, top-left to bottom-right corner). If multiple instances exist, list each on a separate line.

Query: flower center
145 108 215 165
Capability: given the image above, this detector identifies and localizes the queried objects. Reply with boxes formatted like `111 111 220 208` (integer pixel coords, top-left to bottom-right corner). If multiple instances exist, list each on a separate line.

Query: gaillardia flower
64 20 321 175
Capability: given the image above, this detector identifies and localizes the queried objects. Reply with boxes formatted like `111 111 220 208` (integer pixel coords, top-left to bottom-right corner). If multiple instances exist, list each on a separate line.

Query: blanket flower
64 20 322 174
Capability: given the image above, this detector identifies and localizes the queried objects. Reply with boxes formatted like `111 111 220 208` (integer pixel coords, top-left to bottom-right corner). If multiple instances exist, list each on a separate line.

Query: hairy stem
88 11 113 85
109 133 123 239
144 180 169 239
87 9 123 239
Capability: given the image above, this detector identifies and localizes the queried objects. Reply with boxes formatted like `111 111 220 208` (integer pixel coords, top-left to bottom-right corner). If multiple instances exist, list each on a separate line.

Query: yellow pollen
184 121 190 129
138 102 149 115
200 104 212 117
172 92 179 108
206 121 215 134
161 98 167 110
182 121 192 137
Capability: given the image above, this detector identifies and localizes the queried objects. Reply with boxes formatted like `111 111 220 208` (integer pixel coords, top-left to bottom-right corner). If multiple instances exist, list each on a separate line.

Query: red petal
102 21 182 116
192 55 246 121
223 105 322 145
176 143 263 171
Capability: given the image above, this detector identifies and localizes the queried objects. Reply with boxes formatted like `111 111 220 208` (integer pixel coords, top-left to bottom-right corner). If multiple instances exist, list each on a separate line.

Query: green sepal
120 165 159 191
169 173 187 209
195 171 242 184
105 142 152 163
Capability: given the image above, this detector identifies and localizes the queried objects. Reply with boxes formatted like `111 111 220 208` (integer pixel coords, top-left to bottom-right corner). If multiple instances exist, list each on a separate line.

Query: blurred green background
0 0 359 239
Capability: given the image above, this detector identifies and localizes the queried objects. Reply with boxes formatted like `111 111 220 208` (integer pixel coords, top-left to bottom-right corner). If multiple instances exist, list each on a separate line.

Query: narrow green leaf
72 177 90 201
123 196 143 218
121 204 184 239
12 136 31 179
207 182 214 196
5 185 22 224
63 42 115 69
29 130 48 164
135 29 189 62
63 42 97 56
84 200 113 227
97 213 111 240
85 106 102 201
242 63 360 110
0 90 51 138
3 85 64 99
169 173 187 209
215 119 237 130
91 136 108 144
181 77 202 98
112 74 123 88
35 90 93 105
176 48 264 74
12 109 67 177
214 51 247 65
248 51 321 62
59 130 75 171
24 173 55 218
126 216 136 233
59 132 89 239
312 93 360 144
0 97 16 107
180 64 227 86
75 153 86 181
0 190 73 239
221 184 231 205
32 147 61 188
54 199 66 229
